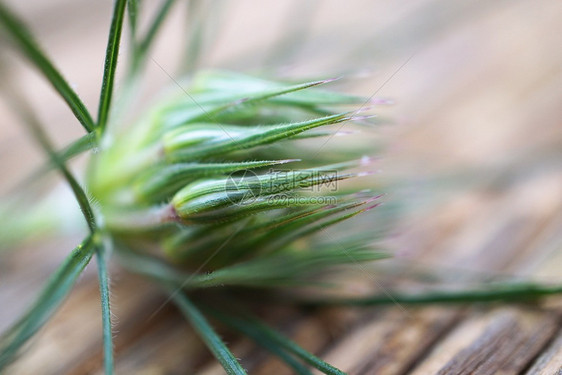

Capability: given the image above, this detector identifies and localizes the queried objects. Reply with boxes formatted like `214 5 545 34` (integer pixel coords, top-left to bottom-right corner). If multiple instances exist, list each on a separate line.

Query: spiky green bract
172 293 247 375
164 196 383 266
117 241 388 290
171 168 355 221
189 71 363 107
0 236 95 369
185 248 388 288
134 159 299 203
0 3 95 132
162 113 357 161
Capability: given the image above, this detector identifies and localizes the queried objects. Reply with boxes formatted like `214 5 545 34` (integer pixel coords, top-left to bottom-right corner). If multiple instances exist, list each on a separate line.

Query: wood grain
1 0 561 374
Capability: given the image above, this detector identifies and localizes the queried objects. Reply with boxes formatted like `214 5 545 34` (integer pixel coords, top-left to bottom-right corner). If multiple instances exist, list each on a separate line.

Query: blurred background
1 0 561 373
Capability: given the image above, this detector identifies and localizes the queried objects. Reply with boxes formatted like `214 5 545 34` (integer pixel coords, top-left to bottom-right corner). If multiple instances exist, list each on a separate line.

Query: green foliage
299 282 562 306
1 2 561 374
0 3 95 132
0 237 95 369
172 293 247 375
97 0 127 133
208 308 346 375
96 246 114 375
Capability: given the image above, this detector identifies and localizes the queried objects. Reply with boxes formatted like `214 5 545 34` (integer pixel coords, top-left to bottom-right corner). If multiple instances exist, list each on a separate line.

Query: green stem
298 282 562 307
207 308 313 375
127 0 178 80
138 0 177 55
209 308 345 375
3 85 97 233
172 293 247 375
104 204 176 232
97 0 127 134
0 237 95 369
96 244 114 375
0 3 95 132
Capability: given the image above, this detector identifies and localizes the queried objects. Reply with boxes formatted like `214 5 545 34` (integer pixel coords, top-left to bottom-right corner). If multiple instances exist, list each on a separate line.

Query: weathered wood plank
410 308 560 375
525 328 562 375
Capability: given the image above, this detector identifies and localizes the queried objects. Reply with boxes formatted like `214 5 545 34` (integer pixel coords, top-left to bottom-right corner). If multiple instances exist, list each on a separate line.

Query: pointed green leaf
95 245 114 375
0 3 95 132
8 87 96 232
172 294 247 375
208 309 346 375
208 309 312 375
97 0 127 133
301 282 562 307
0 236 95 369
127 0 139 41
11 132 97 196
138 0 177 56
58 132 98 162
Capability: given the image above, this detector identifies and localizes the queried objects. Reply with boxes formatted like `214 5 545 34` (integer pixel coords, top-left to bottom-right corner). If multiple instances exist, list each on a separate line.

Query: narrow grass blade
208 309 312 375
128 0 178 76
8 132 97 198
115 246 189 284
172 293 247 375
58 132 98 162
182 0 208 73
127 0 139 41
14 98 96 232
5 86 97 232
211 310 345 375
300 282 562 307
138 0 177 56
0 3 95 132
96 245 114 375
0 236 95 369
40 132 97 174
97 0 127 133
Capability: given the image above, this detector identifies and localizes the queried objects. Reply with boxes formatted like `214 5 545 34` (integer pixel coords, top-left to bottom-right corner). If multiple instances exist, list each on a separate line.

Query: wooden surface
1 0 561 374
